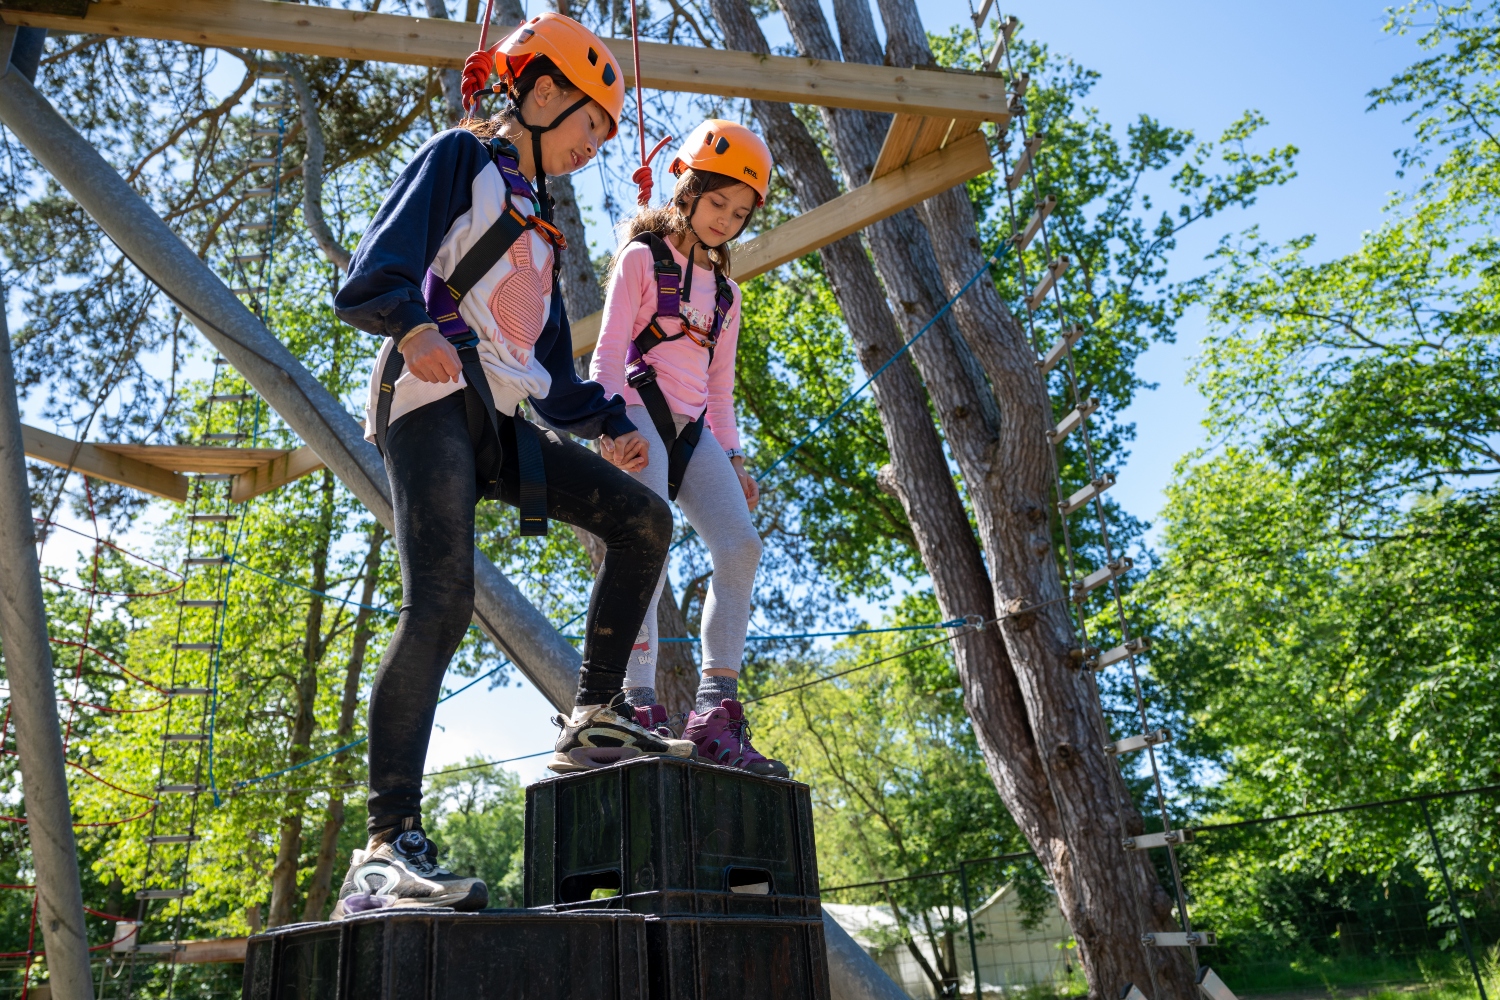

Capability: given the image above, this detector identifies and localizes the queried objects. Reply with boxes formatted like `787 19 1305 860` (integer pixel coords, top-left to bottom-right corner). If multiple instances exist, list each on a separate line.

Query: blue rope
226 555 397 616
755 240 1014 483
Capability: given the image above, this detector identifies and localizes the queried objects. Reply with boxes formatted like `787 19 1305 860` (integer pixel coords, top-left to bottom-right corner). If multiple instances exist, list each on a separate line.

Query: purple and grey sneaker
633 703 678 738
684 699 789 778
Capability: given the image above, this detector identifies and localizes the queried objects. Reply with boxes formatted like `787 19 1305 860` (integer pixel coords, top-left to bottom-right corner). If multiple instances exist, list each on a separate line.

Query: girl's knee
623 487 673 552
712 524 762 576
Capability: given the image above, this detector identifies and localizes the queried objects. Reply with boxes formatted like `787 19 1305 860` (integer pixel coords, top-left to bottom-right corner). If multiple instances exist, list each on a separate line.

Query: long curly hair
615 168 756 277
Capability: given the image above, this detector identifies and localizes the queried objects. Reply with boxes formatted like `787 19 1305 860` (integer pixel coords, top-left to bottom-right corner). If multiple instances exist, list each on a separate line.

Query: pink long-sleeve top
591 238 743 453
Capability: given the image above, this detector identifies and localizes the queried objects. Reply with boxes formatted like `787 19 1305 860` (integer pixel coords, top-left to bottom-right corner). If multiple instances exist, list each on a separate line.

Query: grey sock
695 674 739 714
623 686 658 709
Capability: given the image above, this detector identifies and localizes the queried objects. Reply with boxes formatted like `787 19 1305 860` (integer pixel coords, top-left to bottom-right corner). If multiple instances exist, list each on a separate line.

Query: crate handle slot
559 868 622 903
724 867 774 895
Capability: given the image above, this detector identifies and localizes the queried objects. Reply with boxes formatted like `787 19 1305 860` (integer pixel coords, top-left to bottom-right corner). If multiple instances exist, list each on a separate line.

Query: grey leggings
622 404 762 686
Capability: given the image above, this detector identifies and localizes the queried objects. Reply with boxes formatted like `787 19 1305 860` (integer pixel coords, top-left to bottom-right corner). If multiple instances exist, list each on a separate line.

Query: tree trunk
712 0 1191 993
302 524 387 921
268 470 338 927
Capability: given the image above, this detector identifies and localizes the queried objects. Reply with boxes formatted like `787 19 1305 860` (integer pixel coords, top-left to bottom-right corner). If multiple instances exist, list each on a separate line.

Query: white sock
571 704 604 724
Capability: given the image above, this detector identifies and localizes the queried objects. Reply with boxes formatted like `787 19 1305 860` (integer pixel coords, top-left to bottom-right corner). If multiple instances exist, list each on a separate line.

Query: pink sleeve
590 244 652 401
704 284 742 453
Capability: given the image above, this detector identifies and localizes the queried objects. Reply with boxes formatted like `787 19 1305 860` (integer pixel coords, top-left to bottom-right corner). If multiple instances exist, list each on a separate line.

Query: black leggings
366 391 671 833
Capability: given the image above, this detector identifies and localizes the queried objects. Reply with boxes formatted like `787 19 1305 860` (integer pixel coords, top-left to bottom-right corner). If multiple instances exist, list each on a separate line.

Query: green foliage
1143 0 1500 970
426 759 528 908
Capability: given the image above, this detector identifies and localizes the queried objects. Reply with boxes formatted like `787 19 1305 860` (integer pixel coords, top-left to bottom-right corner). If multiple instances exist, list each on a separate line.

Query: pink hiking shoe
684 699 789 778
633 703 677 738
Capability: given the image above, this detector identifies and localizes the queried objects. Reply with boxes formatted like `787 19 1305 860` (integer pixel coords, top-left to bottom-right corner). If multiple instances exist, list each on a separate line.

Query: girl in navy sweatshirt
329 13 692 917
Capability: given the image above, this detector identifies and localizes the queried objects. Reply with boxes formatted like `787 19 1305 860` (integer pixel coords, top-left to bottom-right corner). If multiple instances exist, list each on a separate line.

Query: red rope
44 576 185 600
461 0 500 115
47 638 169 695
64 698 167 715
0 802 157 828
34 517 184 578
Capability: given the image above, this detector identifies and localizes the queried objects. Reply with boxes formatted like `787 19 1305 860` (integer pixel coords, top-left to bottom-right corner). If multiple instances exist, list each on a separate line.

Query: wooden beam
872 114 984 180
93 443 291 475
177 936 248 964
0 0 1007 123
21 424 189 502
571 130 993 356
230 445 324 503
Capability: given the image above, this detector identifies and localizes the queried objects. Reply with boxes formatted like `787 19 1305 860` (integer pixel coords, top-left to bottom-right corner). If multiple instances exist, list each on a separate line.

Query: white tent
824 884 1078 998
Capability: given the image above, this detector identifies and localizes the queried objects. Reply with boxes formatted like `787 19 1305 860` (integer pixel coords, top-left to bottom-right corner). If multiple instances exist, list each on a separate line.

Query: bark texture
424 0 467 124
712 0 1191 992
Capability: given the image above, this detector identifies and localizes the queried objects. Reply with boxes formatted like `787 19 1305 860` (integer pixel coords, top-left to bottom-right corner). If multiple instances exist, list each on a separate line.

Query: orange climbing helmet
492 12 625 138
670 120 772 205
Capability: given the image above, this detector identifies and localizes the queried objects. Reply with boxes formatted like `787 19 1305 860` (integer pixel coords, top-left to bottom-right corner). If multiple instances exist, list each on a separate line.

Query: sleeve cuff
603 411 637 439
388 300 436 340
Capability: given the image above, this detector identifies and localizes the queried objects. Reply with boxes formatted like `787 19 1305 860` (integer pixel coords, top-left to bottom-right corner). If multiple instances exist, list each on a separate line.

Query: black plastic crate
644 914 830 1000
241 908 648 1000
525 757 819 914
549 888 821 918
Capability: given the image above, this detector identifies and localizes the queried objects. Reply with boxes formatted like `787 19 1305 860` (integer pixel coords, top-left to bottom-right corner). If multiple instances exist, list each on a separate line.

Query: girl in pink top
592 120 786 778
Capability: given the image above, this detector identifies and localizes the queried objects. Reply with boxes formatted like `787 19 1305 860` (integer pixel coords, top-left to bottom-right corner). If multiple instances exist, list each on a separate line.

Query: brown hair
616 168 757 277
458 55 579 141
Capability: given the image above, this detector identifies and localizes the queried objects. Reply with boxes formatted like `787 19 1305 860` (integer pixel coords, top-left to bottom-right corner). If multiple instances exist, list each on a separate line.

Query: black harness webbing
373 137 551 535
622 232 733 500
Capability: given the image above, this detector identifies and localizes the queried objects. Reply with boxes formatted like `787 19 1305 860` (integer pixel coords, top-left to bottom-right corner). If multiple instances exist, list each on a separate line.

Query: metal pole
958 861 983 1000
1420 800 1489 1000
0 65 580 711
0 282 97 999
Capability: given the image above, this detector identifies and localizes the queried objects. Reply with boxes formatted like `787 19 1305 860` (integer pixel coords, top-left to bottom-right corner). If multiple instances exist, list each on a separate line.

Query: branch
286 60 353 271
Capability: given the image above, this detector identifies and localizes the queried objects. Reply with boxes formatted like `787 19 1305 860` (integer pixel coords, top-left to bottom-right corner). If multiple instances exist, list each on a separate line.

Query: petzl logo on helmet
743 166 759 179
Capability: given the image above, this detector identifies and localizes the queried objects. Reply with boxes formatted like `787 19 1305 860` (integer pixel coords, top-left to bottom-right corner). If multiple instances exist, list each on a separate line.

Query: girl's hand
731 456 759 511
401 326 462 384
601 431 650 473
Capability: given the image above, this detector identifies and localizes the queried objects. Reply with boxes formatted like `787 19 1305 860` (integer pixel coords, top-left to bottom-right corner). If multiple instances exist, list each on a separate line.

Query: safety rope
626 0 672 206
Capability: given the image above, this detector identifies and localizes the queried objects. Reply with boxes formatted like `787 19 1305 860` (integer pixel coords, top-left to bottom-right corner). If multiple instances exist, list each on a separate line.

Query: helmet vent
714 136 730 154
587 46 599 65
602 63 617 85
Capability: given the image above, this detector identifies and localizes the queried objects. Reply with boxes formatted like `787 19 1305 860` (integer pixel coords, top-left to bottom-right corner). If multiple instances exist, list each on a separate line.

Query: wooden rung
1198 967 1239 1000
1014 194 1055 252
1124 829 1193 850
178 599 224 608
134 942 186 954
1105 728 1170 756
1072 555 1132 600
231 286 268 295
242 188 273 198
1005 134 1042 190
173 642 218 651
970 0 994 29
208 393 255 402
146 834 200 845
168 688 214 697
202 433 245 441
1059 471 1116 516
183 556 228 566
1093 636 1151 669
250 128 281 138
1039 328 1084 373
1142 930 1216 948
245 157 277 168
164 733 208 742
1047 396 1099 444
984 16 1018 73
156 784 207 794
1027 256 1070 311
136 888 194 899
238 222 270 232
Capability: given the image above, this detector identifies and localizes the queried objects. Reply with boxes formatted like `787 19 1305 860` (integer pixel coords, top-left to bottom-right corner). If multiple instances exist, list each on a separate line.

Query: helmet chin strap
513 93 593 223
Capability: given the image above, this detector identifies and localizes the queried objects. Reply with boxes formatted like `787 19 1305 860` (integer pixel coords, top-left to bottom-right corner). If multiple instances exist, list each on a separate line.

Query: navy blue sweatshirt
336 128 634 441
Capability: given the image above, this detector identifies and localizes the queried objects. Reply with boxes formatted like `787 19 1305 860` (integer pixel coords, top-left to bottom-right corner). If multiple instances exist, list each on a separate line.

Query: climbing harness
372 137 561 535
623 231 734 500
